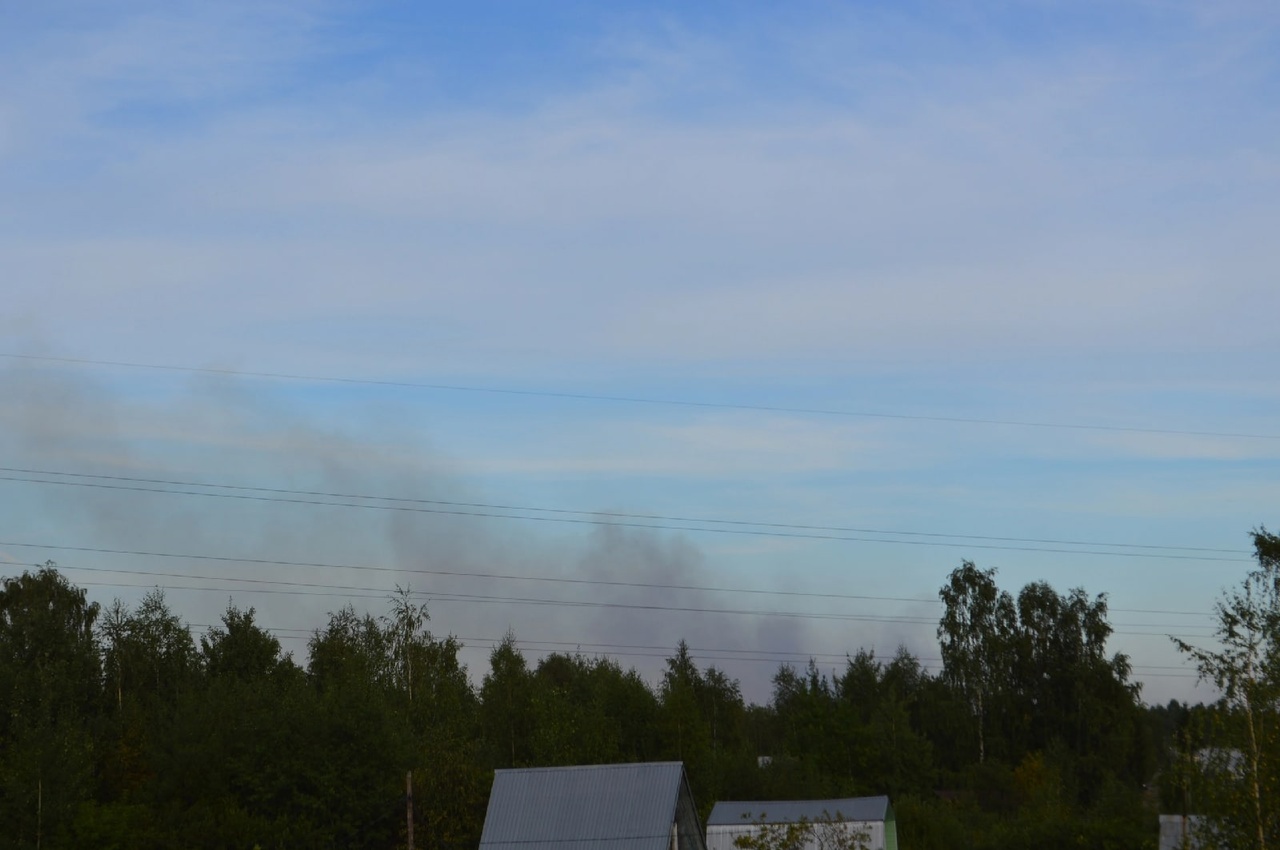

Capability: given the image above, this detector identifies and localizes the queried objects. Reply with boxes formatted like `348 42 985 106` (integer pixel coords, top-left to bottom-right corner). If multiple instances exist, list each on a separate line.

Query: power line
86 587 1203 679
175 624 1201 680
460 639 1201 673
197 636 1201 678
3 465 1247 556
0 538 1219 618
185 621 1199 678
5 351 1277 441
0 474 1251 563
49 572 952 626
183 623 1202 674
47 564 1219 635
0 538 952 606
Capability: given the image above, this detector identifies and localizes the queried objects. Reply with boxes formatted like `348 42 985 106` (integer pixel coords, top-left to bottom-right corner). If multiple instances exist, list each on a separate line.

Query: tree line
1 529 1276 849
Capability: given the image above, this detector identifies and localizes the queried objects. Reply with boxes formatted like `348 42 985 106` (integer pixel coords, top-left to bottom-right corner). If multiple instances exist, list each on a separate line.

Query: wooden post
406 770 415 850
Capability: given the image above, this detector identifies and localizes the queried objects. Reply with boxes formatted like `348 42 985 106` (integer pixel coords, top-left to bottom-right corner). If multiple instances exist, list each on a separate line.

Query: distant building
478 762 706 850
1159 815 1204 850
706 796 897 850
1155 746 1239 850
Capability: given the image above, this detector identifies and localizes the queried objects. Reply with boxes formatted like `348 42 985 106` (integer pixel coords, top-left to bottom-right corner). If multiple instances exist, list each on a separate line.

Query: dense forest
1 530 1276 850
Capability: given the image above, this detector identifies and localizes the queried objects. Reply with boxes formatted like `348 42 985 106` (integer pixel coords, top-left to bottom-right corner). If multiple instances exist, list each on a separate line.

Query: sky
2 0 1279 705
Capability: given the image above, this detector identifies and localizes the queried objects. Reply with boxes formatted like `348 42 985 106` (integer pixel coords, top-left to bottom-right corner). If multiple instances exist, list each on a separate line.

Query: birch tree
1174 528 1280 850
938 561 1016 764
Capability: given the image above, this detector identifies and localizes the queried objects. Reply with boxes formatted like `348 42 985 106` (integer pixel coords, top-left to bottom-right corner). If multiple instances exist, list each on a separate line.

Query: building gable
479 762 706 850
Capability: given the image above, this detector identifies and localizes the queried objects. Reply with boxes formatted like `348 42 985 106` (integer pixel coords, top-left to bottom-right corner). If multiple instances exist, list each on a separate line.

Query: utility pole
406 771 415 850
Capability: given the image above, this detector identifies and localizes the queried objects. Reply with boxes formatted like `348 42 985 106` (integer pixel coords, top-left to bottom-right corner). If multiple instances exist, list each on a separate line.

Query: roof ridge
495 761 684 775
712 795 888 805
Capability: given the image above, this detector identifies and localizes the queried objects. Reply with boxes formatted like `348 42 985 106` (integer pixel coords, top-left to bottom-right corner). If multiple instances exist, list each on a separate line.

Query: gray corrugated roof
479 762 690 850
707 796 890 826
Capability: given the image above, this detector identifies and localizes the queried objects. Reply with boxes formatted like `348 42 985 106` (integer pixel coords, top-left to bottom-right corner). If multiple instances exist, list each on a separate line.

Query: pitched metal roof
479 762 694 850
706 796 891 826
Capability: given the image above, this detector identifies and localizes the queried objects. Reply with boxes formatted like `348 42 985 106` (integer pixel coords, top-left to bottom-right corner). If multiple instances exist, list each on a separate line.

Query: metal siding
706 822 885 850
705 825 747 850
479 762 701 850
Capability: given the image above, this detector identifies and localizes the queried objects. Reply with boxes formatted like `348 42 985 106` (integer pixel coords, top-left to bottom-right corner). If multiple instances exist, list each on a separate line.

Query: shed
478 762 706 850
1158 814 1204 850
706 796 897 850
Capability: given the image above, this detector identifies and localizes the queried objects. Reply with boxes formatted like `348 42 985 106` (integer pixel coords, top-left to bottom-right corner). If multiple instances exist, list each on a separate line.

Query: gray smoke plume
0 359 931 703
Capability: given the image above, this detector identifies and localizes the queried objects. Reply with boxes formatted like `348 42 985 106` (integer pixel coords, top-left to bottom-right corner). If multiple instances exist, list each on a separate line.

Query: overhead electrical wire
0 538 939 606
0 356 1236 687
177 617 1197 678
0 466 1247 557
0 472 1250 563
51 574 980 626
4 351 1277 441
174 624 1201 680
0 538 1220 618
44 560 1219 636
230 639 1203 679
179 620 1201 673
4 549 1207 678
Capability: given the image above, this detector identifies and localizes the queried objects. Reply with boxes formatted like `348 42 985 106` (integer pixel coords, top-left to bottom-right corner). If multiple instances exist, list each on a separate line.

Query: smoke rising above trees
0 555 1234 849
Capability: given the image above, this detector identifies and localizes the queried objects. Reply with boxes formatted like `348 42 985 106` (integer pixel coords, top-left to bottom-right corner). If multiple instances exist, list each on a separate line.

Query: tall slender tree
0 564 101 849
1175 528 1280 850
938 561 1016 764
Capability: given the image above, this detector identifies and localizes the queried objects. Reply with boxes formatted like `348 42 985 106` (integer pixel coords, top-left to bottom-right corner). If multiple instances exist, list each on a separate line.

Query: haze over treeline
0 363 1236 708
5 0 1279 710
5 538 1276 850
4 3 1279 848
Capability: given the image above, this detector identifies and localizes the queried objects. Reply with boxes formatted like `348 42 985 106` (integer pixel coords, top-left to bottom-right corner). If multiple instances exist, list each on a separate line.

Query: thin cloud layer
2 1 1275 705
4 1 1278 373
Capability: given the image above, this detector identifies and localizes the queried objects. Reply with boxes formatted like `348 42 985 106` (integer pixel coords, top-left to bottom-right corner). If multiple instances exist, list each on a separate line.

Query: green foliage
0 548 1240 849
1173 528 1280 850
836 648 936 797
893 795 968 850
938 561 1015 765
102 588 198 710
659 640 755 807
0 563 101 849
201 603 296 681
731 812 871 850
936 561 1147 807
71 801 164 850
480 631 535 768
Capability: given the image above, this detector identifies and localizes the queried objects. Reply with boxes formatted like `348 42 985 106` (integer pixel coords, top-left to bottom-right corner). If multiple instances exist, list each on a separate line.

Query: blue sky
2 0 1279 703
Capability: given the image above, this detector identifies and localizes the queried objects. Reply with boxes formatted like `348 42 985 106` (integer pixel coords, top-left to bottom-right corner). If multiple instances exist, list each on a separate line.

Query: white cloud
6 2 1278 376
468 414 894 478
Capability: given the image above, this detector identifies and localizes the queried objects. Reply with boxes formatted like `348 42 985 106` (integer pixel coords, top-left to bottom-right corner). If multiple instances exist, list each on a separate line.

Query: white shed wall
1158 815 1203 850
707 820 884 850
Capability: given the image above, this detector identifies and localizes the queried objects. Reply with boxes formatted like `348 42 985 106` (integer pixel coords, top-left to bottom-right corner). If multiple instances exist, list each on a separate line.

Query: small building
1159 814 1204 850
706 796 898 850
478 762 706 850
